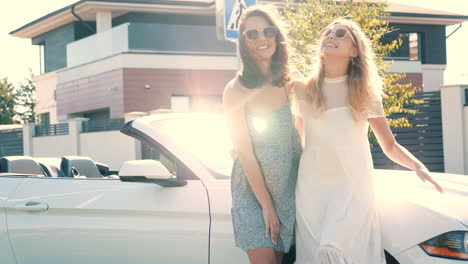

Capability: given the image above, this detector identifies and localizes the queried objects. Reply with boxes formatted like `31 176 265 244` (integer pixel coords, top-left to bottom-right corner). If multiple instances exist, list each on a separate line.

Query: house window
408 33 419 61
68 108 110 120
82 109 110 120
384 33 420 61
39 43 45 74
171 95 191 113
38 113 50 125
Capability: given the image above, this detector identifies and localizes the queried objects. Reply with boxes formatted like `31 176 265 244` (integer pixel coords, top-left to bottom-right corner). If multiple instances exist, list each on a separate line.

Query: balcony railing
82 118 125 133
35 123 69 137
67 23 130 68
66 22 236 67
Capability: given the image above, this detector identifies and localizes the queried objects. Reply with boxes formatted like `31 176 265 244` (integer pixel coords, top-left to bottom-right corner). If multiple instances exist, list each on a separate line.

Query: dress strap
283 84 291 102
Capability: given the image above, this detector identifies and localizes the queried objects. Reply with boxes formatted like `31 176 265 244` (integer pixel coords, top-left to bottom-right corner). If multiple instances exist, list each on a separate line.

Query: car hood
424 174 468 227
376 169 468 227
374 169 468 254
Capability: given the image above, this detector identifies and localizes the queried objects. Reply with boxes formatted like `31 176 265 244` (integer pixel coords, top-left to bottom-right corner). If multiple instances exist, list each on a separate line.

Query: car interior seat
35 158 65 177
0 156 46 176
60 156 103 178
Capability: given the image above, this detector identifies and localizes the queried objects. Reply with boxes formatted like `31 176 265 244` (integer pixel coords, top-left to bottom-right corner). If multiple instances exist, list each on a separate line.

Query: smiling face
321 24 358 59
242 16 277 62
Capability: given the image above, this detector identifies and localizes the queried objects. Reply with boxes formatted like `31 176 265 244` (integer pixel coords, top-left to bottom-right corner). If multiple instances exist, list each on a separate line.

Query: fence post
440 84 467 174
124 112 147 160
68 118 89 156
22 123 36 156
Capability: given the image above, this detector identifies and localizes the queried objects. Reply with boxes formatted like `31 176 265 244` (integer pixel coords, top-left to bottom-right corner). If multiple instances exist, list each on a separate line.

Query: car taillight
419 231 468 260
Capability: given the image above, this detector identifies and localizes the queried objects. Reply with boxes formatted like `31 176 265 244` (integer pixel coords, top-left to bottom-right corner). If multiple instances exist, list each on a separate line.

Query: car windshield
157 116 234 179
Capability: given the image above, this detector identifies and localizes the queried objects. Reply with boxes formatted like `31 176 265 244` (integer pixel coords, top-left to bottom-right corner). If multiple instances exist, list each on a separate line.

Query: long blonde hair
304 18 383 121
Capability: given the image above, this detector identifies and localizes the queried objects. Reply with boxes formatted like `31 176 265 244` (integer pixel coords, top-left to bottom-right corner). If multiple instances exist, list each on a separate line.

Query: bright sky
1 0 467 86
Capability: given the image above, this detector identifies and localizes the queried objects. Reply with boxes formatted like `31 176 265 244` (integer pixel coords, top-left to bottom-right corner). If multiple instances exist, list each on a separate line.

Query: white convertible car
0 113 467 264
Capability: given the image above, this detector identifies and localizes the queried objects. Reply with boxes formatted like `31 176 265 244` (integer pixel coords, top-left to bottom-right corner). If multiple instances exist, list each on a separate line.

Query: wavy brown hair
237 5 291 89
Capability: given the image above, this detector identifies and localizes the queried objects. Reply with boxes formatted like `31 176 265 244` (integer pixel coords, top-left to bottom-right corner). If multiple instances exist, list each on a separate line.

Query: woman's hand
285 80 299 95
286 69 306 94
262 205 280 245
369 117 444 194
415 167 444 193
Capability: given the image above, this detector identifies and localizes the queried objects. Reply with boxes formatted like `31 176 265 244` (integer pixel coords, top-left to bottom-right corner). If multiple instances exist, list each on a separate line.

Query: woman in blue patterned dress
223 5 302 264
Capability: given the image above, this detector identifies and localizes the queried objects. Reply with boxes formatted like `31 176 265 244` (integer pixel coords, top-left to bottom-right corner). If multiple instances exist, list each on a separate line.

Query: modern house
9 0 468 124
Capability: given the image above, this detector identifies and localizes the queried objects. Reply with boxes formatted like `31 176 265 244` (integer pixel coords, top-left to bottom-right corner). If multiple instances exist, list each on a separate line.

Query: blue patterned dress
231 101 302 252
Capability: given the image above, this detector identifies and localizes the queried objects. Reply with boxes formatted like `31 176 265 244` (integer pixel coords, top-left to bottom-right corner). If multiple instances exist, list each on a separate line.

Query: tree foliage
14 75 37 124
0 78 18 125
0 74 37 125
282 0 422 131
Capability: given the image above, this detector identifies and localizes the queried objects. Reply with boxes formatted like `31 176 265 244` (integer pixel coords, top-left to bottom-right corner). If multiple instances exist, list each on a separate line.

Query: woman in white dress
292 19 444 264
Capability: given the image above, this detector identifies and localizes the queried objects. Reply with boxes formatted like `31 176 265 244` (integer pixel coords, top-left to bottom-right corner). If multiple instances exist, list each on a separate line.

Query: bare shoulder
291 80 308 100
223 77 245 106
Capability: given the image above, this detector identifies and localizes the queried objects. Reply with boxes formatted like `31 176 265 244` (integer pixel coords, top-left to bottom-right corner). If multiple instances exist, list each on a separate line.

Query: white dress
295 75 387 264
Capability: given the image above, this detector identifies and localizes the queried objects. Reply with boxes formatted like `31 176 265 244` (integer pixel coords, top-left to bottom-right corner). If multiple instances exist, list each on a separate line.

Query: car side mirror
118 160 186 187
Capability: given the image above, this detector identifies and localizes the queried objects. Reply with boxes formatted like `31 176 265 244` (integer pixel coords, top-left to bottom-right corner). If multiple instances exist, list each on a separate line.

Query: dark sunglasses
243 26 277 40
323 27 357 46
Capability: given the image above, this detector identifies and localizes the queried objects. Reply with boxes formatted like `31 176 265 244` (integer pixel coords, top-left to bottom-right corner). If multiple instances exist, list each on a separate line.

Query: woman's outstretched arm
369 117 444 193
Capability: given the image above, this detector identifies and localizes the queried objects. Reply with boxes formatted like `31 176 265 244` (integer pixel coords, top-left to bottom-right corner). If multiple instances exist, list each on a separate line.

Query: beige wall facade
33 71 59 124
32 135 74 157
441 84 468 174
80 131 138 170
23 118 141 171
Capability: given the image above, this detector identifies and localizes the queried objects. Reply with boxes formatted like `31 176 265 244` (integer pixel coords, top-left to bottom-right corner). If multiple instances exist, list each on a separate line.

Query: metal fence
82 118 125 133
35 123 69 137
0 128 24 157
465 88 468 106
372 91 444 172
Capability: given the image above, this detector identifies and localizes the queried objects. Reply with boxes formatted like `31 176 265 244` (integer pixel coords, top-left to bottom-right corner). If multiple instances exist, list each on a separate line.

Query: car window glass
141 142 197 180
156 116 233 179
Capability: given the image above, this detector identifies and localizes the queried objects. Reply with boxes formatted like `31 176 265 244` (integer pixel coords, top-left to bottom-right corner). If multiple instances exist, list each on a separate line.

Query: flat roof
387 2 467 18
10 0 468 38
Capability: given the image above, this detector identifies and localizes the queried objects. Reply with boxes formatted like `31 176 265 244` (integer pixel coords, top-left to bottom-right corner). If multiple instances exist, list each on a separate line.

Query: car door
0 176 23 264
5 150 209 264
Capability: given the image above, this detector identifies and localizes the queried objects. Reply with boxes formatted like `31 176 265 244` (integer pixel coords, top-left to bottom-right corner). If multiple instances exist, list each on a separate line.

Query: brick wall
122 68 236 113
56 69 125 119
